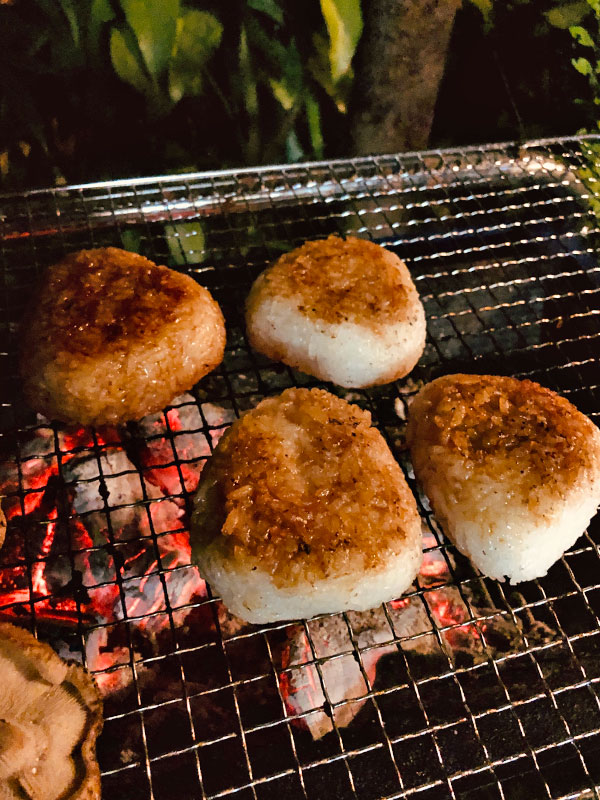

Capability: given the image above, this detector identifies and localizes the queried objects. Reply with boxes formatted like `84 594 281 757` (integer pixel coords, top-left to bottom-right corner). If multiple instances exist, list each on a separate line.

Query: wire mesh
1 135 600 800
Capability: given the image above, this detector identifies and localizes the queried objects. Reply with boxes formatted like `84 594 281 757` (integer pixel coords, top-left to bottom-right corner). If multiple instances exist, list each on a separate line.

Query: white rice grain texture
195 532 422 624
246 236 426 388
407 374 600 583
191 388 423 623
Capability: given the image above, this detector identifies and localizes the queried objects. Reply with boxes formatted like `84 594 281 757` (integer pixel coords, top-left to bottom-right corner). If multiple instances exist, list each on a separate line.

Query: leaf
282 40 303 95
588 0 600 16
319 0 362 81
573 55 594 74
120 0 180 79
164 221 206 266
89 0 115 41
307 31 335 92
239 25 260 163
110 26 152 94
305 92 324 158
33 0 84 69
239 25 258 117
285 129 304 162
87 0 115 61
120 228 143 254
307 31 351 111
26 29 52 60
58 0 80 47
468 0 494 28
545 2 590 28
168 9 223 103
570 24 595 46
245 16 287 71
91 0 115 27
247 0 284 25
269 80 295 110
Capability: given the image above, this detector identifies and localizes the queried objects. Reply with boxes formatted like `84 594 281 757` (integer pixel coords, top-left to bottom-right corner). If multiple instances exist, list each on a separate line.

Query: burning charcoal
281 627 329 739
138 396 234 495
279 535 540 741
63 449 204 632
0 424 123 524
138 393 233 447
139 394 204 436
387 596 433 651
82 625 140 695
66 448 146 513
346 607 398 689
0 422 205 667
0 431 58 521
0 504 5 550
147 498 185 536
282 613 397 740
64 448 185 541
213 601 258 641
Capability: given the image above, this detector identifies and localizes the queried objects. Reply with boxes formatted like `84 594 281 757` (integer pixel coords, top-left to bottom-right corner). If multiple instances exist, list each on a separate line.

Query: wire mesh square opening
1 135 600 799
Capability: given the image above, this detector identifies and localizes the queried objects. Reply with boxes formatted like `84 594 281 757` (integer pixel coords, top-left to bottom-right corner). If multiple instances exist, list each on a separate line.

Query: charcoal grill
2 134 600 800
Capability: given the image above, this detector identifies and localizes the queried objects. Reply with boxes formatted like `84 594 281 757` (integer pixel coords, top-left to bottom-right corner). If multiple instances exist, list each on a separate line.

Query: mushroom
0 623 103 800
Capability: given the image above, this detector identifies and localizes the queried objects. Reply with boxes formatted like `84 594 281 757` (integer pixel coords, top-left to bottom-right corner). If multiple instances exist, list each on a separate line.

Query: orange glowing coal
0 397 232 692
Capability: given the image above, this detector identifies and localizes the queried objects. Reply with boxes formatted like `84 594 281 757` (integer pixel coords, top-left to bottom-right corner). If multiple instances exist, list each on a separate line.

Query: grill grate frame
1 135 600 799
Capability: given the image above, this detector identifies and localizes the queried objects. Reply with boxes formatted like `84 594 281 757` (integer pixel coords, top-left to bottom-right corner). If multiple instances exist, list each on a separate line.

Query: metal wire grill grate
2 135 600 800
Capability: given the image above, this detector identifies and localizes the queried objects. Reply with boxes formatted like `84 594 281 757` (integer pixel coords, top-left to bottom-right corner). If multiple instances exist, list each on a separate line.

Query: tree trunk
349 0 461 155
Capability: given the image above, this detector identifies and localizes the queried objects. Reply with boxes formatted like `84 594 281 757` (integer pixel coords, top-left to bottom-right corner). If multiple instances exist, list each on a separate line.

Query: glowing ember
280 609 400 739
279 534 511 739
0 396 232 693
30 507 57 598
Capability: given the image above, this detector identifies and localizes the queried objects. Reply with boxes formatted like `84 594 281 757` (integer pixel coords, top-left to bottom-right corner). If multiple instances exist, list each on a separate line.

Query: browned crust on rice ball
406 374 600 506
20 247 225 425
192 387 421 587
246 234 420 330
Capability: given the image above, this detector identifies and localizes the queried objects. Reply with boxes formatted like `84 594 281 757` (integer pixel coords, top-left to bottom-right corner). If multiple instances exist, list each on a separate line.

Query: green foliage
545 1 590 28
573 54 594 74
104 0 362 166
0 0 121 184
467 0 494 30
168 10 224 103
571 23 595 45
320 0 362 81
165 221 206 265
574 141 600 228
0 0 363 187
247 0 284 25
121 0 180 78
564 0 600 124
554 2 600 224
545 0 600 127
110 26 152 97
109 0 222 115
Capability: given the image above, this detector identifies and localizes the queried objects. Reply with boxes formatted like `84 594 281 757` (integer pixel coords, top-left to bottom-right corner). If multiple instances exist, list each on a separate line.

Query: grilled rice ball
406 374 600 583
20 247 225 425
245 235 426 388
191 387 422 623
